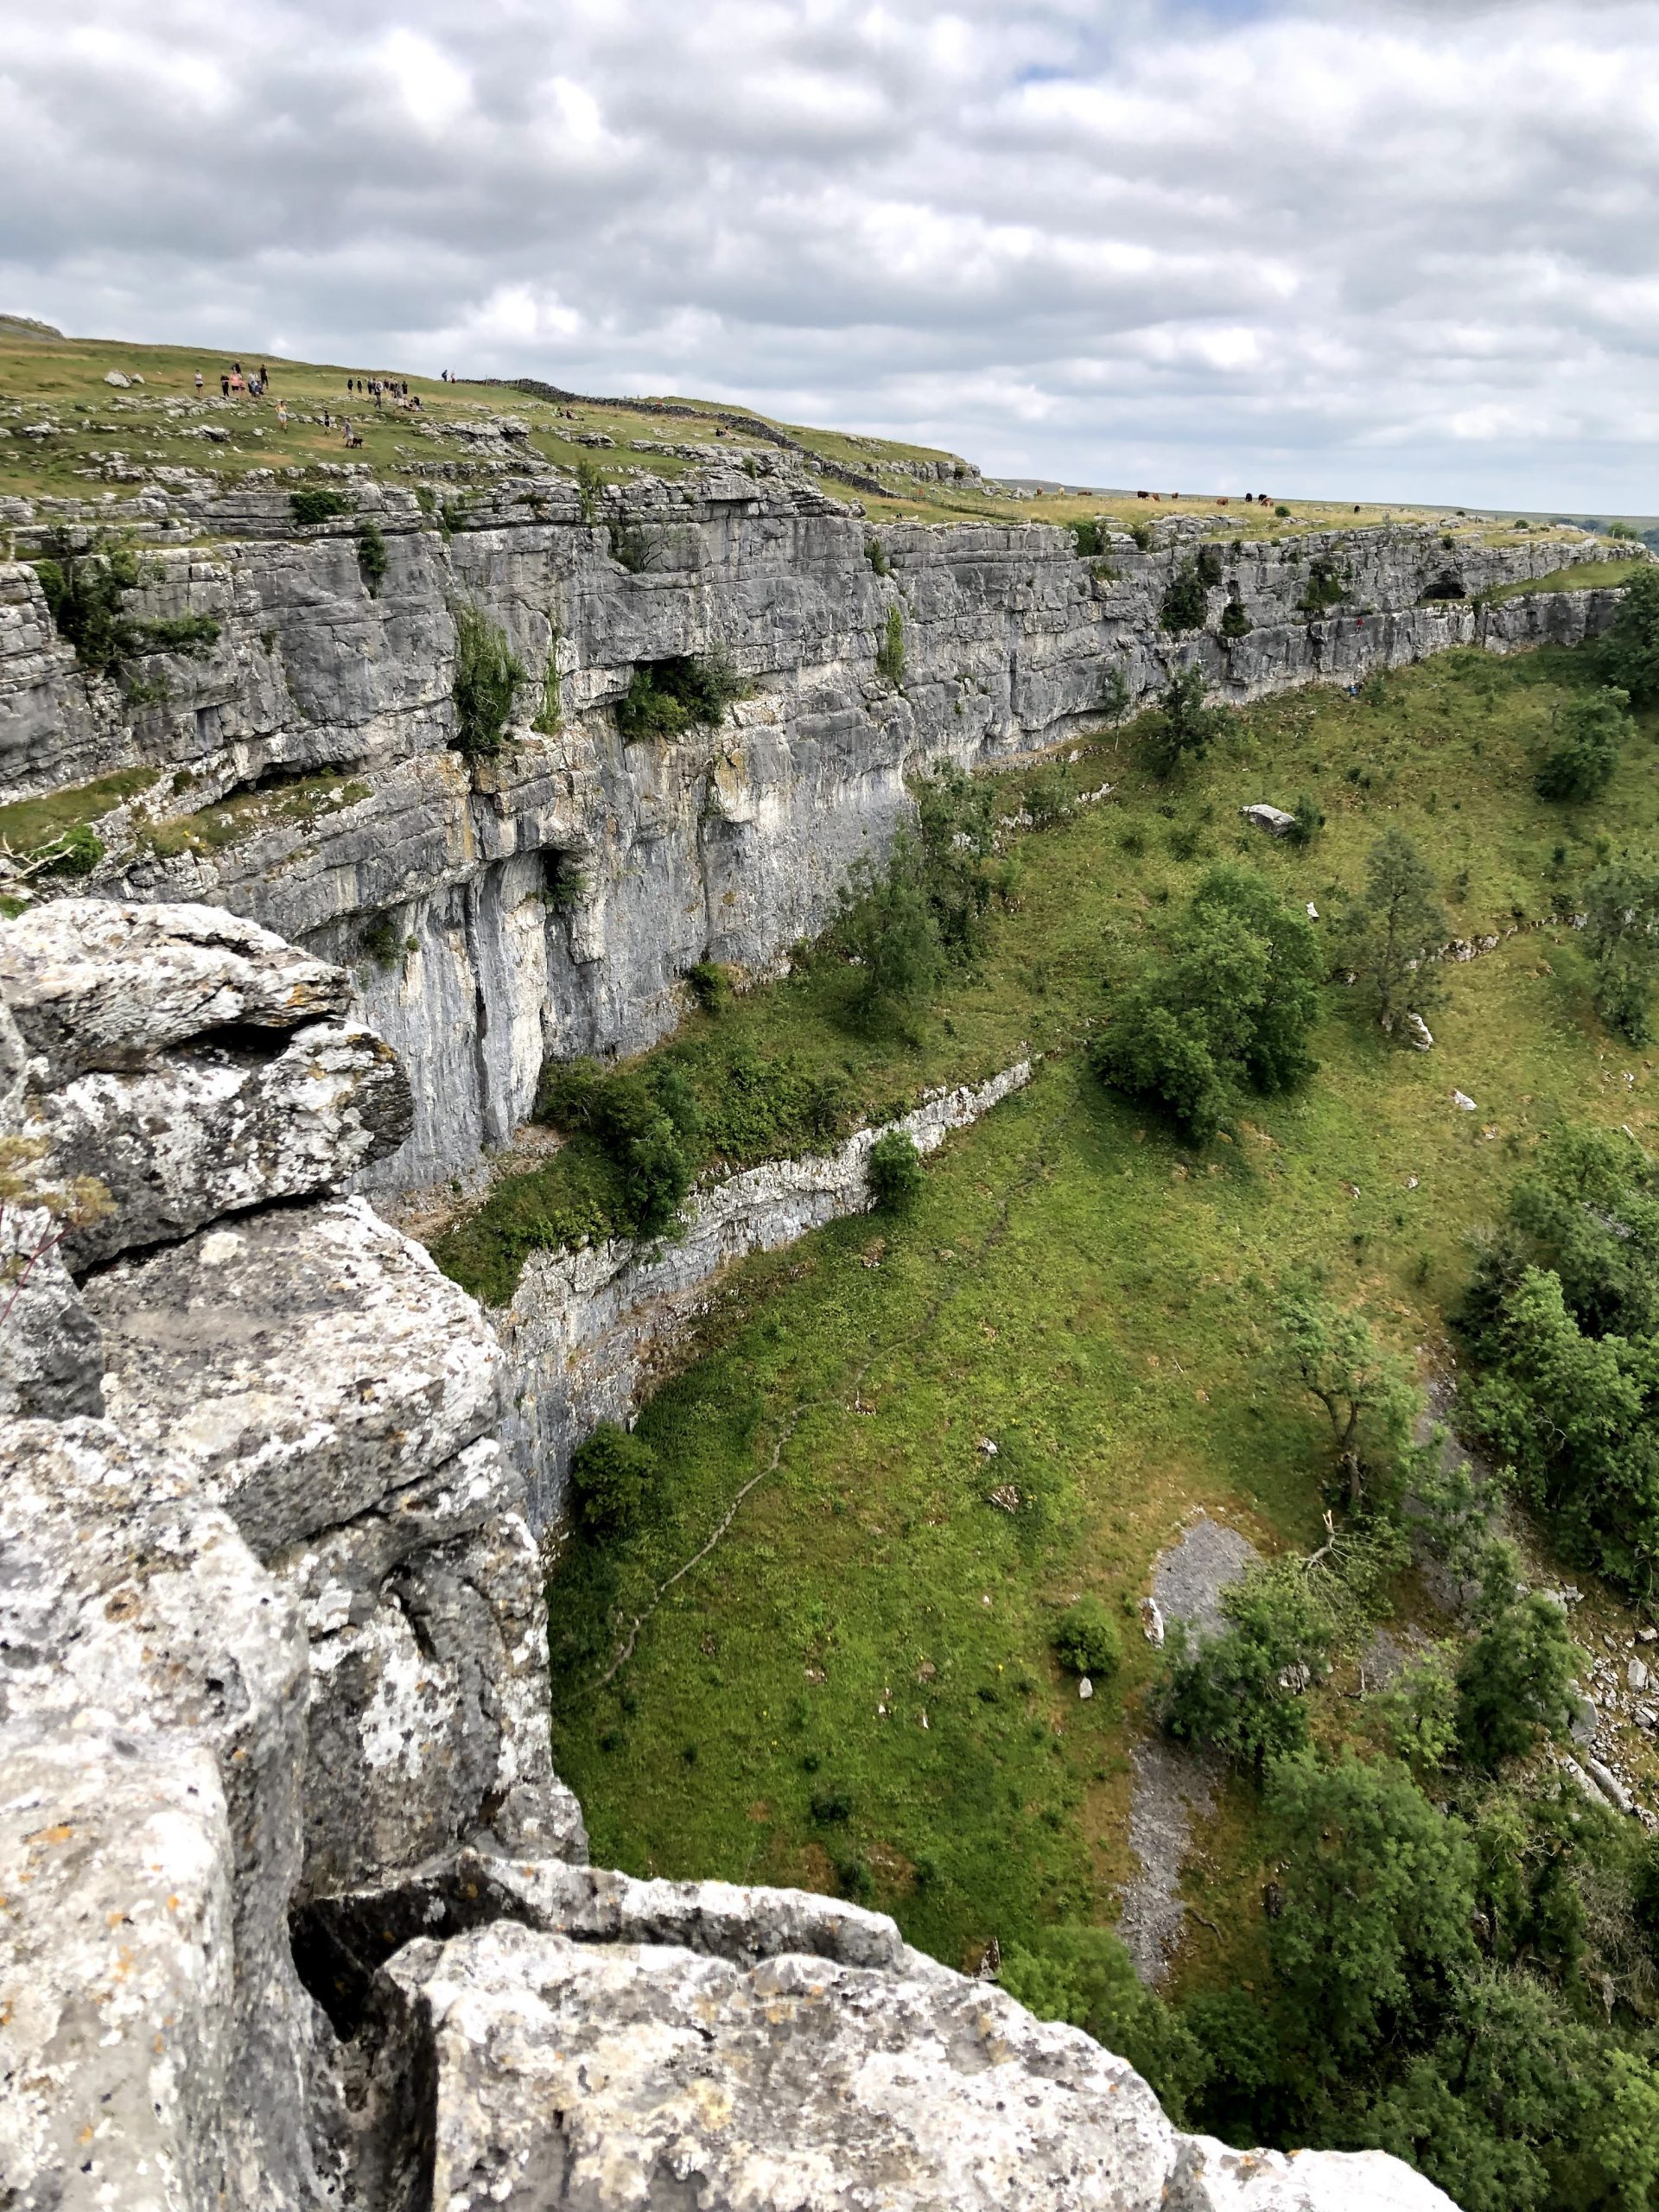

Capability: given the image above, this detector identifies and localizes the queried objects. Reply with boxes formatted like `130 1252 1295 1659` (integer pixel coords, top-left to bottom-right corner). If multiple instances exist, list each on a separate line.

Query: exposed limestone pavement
0 899 1459 2209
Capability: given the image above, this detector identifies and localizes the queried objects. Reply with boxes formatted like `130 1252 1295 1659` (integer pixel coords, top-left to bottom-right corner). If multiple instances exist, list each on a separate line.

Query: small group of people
206 360 272 400
344 376 421 412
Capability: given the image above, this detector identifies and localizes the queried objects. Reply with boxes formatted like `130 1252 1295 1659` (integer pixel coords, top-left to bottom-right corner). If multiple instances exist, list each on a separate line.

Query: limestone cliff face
0 473 1615 1190
0 899 1459 2212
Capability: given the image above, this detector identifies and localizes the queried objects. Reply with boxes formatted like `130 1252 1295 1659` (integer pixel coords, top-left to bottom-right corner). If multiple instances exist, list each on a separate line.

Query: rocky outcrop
495 1060 1032 1528
0 472 1624 1191
0 899 1459 2210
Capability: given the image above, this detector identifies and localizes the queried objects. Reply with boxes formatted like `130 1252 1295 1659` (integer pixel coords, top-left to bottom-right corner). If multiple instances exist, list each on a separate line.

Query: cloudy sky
3 1 1656 508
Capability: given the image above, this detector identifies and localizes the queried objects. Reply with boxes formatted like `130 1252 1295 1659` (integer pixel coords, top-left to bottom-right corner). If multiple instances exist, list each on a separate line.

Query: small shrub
617 650 747 742
359 913 404 969
866 537 891 576
1052 1597 1121 1679
1070 518 1104 557
132 613 220 658
1219 596 1251 642
32 531 143 673
289 487 348 526
810 1788 854 1825
575 456 605 524
685 959 732 1013
569 1422 658 1535
868 1128 924 1211
1297 555 1347 616
608 521 653 573
355 520 389 597
1145 663 1223 779
532 639 563 735
1128 520 1154 551
1023 766 1072 828
1274 503 1291 518
1287 792 1324 846
451 602 526 758
1535 686 1630 803
1195 543 1224 587
1160 560 1209 633
876 603 906 686
35 823 103 878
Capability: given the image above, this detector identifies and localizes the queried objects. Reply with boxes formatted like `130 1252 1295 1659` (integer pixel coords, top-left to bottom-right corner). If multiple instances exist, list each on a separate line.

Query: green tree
913 763 1001 961
1090 868 1320 1141
1465 1265 1659 1593
569 1421 658 1534
876 603 906 685
1266 1751 1478 2063
1219 594 1251 642
1535 688 1630 803
1000 1927 1210 2123
1160 1560 1337 1771
1601 565 1659 708
1583 855 1659 1043
1052 1596 1121 1679
867 1128 925 1211
1338 829 1448 1030
1456 1592 1580 1770
836 833 944 1026
1275 1284 1420 1514
1146 663 1224 777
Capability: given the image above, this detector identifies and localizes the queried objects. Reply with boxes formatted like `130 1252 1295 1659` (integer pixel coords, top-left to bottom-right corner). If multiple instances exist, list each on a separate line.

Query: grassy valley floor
518 640 1659 1975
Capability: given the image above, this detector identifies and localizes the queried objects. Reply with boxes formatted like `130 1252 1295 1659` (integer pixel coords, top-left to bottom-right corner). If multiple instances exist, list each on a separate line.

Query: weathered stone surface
0 1416 330 2211
497 1062 1032 1527
41 1019 413 1268
0 1198 103 1416
87 1193 503 1552
273 1438 584 1897
84 1187 583 1899
0 897 351 1081
0 1728 235 2212
380 1919 1459 2212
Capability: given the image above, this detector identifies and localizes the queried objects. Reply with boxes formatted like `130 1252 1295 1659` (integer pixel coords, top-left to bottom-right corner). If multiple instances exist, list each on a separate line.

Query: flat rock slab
0 899 350 1080
87 1195 502 1554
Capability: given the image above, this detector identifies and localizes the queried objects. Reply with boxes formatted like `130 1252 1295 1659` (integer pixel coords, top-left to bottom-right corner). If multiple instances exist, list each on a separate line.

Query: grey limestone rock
273 1437 584 1897
39 1018 412 1268
0 1198 104 1416
376 1917 1459 2212
85 1190 584 1897
0 897 351 1082
87 1193 504 1552
0 1416 331 2212
1 503 1624 1191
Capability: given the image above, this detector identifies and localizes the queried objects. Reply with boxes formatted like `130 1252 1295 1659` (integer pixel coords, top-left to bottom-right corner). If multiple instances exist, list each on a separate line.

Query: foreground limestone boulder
86 1194 585 1891
0 1417 331 2211
41 1019 412 1267
0 898 351 1081
376 1918 1458 2212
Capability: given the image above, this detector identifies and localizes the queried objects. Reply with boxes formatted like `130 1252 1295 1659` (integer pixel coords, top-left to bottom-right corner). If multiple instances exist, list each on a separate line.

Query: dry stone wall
0 469 1617 1191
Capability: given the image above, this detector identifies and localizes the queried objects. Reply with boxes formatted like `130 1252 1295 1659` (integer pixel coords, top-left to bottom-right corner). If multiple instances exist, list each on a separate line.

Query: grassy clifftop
0 320 1577 543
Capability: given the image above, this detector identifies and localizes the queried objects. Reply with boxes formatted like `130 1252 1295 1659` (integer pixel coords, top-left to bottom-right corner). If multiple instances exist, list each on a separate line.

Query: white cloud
3 0 1657 507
